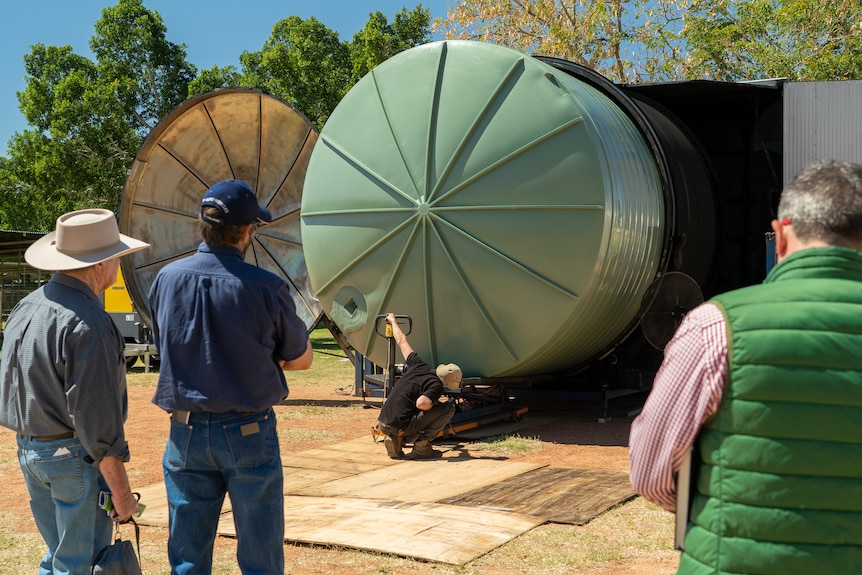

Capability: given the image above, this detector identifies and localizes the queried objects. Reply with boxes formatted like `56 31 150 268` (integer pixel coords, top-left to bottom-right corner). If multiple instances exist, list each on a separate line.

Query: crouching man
376 313 458 459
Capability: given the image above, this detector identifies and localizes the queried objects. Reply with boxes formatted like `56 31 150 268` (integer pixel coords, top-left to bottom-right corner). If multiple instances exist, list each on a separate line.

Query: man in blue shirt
149 179 313 575
0 209 149 575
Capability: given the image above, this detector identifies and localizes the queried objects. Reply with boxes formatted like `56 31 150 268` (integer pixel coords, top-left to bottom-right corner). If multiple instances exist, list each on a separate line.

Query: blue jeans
163 408 284 575
17 434 112 575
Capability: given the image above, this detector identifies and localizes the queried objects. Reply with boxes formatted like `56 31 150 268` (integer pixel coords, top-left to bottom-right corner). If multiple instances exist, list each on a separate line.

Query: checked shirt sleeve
628 303 728 512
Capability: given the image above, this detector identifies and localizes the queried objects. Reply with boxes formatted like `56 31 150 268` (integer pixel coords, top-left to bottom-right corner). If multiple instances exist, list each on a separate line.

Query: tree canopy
91 0 197 135
0 0 195 230
684 0 862 81
239 16 351 128
437 0 688 82
2 0 859 231
188 6 431 127
0 1 432 231
437 0 862 82
350 7 433 82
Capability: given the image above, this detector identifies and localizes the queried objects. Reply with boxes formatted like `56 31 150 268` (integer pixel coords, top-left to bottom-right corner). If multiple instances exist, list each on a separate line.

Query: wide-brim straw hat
25 209 150 271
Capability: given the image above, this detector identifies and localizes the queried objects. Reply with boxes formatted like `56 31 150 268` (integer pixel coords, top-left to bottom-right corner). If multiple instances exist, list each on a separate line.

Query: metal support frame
124 343 155 373
357 350 529 432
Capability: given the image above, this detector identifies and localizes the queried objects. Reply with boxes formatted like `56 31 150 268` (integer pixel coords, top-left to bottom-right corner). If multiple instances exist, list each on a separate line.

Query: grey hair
778 160 862 249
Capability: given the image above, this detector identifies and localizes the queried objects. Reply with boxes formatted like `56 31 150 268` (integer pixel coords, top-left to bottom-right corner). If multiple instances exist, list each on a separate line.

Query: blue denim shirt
149 242 308 413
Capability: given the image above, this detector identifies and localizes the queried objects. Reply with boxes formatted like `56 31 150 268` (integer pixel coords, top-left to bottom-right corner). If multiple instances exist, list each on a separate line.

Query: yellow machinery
104 268 156 370
104 267 134 317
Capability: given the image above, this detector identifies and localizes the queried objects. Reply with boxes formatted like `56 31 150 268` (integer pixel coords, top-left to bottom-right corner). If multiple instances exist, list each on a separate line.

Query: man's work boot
406 439 442 459
383 434 404 459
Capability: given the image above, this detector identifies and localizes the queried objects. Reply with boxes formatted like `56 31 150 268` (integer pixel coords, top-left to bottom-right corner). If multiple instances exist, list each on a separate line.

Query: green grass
282 327 356 392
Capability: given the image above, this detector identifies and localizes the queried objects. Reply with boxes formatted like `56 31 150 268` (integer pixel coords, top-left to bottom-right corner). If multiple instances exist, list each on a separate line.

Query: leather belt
29 431 75 441
171 410 261 424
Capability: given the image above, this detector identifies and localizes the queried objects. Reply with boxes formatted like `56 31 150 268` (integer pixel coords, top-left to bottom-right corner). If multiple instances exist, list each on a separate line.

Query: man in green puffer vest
629 160 862 575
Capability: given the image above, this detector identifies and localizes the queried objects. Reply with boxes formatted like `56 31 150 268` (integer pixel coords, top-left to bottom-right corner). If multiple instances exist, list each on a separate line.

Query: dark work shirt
0 273 130 463
148 242 308 413
378 352 444 429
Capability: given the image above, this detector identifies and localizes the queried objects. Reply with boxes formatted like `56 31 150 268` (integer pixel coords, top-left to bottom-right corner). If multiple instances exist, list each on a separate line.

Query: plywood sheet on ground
439 466 637 525
135 482 232 528
134 436 631 564
293 456 544 502
135 483 170 527
281 435 398 474
216 496 545 565
136 452 542 530
282 466 352 491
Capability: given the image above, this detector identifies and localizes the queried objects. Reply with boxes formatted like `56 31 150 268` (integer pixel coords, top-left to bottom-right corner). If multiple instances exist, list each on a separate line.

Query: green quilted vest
677 246 862 575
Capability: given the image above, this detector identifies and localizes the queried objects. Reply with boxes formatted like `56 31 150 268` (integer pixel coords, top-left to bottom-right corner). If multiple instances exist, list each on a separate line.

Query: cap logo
200 180 272 226
202 197 230 213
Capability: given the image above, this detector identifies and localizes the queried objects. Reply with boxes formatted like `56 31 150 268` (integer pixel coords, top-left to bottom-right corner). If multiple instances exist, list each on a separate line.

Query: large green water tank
301 41 665 377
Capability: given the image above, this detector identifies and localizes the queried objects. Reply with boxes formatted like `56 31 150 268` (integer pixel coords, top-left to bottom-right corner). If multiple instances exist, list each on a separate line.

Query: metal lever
374 314 412 398
374 314 412 337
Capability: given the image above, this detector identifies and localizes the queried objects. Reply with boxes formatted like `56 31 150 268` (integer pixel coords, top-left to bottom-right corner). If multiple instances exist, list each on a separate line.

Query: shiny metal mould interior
118 88 322 332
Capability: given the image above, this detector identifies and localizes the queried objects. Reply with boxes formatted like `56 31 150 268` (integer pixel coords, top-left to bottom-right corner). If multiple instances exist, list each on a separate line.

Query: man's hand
110 491 140 523
386 313 414 358
98 455 138 522
416 394 433 411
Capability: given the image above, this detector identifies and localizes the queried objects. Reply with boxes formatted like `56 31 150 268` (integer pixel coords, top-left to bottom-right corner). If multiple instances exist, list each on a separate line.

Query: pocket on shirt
223 411 277 468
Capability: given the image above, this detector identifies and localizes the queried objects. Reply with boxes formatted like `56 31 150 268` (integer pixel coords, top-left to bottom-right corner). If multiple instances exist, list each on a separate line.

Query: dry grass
467 434 543 456
0 328 679 574
0 509 675 575
0 514 44 574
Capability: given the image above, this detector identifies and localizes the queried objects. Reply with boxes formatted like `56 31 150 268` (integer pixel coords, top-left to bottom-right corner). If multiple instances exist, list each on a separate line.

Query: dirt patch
0 374 679 574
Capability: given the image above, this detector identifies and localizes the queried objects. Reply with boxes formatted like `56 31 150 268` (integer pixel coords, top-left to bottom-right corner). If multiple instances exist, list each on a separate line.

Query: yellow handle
385 323 393 338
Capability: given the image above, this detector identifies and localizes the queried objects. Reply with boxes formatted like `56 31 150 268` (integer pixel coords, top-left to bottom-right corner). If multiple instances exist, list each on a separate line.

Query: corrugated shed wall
784 81 862 182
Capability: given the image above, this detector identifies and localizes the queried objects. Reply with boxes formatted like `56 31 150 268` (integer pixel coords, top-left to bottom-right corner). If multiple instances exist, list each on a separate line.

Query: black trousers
393 400 456 443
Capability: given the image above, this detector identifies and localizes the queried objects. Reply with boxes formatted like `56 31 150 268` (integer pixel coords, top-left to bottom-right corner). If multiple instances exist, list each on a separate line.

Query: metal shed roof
0 230 44 258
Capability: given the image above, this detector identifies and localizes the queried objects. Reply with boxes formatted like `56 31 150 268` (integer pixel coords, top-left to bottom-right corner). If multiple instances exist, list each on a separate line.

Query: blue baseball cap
200 180 272 226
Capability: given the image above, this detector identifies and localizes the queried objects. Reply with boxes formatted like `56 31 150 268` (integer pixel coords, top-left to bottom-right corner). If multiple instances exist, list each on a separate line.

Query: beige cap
436 363 463 390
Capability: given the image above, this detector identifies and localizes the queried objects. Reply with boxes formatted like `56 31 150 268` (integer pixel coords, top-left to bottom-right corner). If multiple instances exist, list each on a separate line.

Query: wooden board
135 482 232 528
133 437 635 564
281 435 400 474
135 483 171 527
439 466 637 525
216 496 545 565
282 466 352 492
293 457 544 501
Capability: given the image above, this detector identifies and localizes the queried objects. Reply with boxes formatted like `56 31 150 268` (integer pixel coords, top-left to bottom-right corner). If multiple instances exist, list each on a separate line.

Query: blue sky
0 0 450 156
